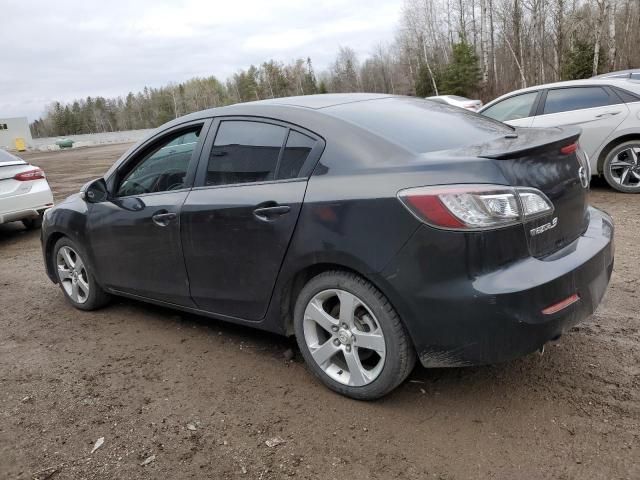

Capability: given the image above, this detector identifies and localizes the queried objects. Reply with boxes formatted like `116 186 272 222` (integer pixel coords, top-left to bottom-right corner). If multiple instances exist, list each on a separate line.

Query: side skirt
107 288 286 336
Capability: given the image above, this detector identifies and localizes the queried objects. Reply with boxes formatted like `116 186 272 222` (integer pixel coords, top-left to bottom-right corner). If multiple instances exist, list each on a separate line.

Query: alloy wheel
608 146 640 190
56 246 90 304
302 289 386 387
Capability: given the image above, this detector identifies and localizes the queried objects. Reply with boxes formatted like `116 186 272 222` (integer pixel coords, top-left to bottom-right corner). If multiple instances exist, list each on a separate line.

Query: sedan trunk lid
473 126 589 257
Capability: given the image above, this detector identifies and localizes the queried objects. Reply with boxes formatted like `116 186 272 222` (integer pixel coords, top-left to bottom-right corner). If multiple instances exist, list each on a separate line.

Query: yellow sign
14 138 26 152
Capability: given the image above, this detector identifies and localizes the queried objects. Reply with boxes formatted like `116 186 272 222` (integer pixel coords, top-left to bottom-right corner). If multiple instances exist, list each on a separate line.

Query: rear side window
631 73 640 80
482 92 538 122
206 121 287 186
277 131 316 180
543 87 620 115
326 97 512 154
613 87 640 103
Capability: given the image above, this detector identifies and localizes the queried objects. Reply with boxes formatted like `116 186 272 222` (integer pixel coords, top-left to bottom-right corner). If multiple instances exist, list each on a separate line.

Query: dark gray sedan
41 94 614 399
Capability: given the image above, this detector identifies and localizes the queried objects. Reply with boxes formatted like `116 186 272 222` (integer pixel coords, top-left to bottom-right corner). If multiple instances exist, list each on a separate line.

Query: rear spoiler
478 126 582 160
0 161 27 167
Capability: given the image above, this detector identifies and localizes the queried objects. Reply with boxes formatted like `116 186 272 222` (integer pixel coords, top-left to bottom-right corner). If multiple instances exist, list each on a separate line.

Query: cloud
0 0 402 121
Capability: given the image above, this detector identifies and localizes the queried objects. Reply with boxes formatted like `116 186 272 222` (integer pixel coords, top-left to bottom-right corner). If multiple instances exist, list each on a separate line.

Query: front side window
116 126 202 197
481 92 538 122
543 87 620 115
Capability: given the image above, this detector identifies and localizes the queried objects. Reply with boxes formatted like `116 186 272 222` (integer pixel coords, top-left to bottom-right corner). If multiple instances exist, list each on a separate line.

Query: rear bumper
0 180 53 224
383 207 614 367
0 205 51 224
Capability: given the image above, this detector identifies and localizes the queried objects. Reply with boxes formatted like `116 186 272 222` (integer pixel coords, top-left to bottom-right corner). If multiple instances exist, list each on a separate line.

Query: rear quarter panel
592 103 640 173
531 105 629 159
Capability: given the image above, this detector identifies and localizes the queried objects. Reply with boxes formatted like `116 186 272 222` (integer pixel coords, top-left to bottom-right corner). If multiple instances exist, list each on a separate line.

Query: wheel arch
279 262 412 349
597 133 640 174
44 231 68 283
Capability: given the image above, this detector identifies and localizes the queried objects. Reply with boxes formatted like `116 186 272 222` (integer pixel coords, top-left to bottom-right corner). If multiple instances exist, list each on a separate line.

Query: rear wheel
294 271 415 400
22 214 43 230
53 237 111 310
603 141 640 193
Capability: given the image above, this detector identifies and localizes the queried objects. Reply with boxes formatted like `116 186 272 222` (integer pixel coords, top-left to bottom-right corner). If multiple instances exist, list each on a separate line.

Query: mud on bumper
409 207 613 368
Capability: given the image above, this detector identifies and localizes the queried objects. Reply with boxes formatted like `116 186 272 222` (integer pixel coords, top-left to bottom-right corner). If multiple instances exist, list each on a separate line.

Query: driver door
87 120 209 306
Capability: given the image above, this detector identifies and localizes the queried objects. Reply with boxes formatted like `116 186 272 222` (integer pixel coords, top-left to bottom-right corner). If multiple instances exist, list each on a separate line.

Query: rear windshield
0 149 25 165
324 97 512 153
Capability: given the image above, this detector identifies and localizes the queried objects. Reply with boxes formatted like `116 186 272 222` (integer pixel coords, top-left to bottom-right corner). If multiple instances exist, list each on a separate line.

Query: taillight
14 168 45 181
560 143 578 155
398 184 554 230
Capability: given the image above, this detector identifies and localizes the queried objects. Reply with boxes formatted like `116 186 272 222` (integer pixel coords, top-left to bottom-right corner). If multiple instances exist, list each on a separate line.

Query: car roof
249 93 394 109
593 69 640 78
155 93 400 130
482 78 640 110
194 93 395 116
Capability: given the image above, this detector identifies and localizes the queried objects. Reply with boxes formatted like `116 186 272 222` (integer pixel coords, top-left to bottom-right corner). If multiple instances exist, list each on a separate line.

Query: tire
22 215 43 230
53 237 111 311
603 140 640 193
293 270 415 400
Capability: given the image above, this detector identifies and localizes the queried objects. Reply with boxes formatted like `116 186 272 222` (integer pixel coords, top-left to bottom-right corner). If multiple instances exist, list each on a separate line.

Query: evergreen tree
438 42 481 97
562 41 604 80
415 64 440 97
303 57 318 94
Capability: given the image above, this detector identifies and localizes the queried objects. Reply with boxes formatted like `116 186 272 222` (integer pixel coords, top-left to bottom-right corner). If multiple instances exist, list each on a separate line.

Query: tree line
31 0 639 138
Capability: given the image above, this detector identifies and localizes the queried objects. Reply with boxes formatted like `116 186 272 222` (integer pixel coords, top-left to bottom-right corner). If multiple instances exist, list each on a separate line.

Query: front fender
41 195 93 284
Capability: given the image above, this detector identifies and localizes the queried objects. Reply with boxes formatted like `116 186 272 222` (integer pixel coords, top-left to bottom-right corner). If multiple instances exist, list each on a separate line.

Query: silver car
0 149 54 228
427 95 483 112
480 79 640 193
593 69 640 80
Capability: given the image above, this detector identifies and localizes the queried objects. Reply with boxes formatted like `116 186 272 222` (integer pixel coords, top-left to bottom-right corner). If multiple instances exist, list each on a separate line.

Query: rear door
531 86 629 159
181 118 324 320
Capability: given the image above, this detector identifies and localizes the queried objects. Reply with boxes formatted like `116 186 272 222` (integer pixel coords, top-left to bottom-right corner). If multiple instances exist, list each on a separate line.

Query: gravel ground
0 144 638 480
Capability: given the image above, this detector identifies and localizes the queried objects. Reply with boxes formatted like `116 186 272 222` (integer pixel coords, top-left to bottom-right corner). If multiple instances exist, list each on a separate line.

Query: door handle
253 205 291 221
152 211 177 226
595 111 621 118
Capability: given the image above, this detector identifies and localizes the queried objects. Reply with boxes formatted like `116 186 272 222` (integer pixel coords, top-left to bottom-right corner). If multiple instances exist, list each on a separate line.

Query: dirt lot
1 144 638 480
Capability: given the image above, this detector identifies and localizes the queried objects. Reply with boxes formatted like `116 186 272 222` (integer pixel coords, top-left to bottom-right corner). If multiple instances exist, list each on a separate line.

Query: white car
479 79 640 193
593 69 640 80
426 95 483 112
0 149 53 229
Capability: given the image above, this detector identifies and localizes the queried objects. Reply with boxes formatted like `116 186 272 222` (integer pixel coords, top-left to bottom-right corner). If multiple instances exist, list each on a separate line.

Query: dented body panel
382 207 613 367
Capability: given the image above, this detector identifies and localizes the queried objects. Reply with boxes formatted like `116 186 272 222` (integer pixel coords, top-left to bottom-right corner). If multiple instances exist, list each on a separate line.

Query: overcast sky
0 0 403 121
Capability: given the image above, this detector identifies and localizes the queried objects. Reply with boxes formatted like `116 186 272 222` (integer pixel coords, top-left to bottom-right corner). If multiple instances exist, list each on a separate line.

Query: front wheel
294 271 415 400
603 141 640 193
53 237 111 310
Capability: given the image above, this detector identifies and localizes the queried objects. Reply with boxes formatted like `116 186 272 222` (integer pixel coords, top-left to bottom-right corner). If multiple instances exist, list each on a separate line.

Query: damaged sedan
41 94 614 399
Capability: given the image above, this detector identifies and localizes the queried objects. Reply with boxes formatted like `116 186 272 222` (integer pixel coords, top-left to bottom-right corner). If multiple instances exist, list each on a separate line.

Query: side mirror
80 178 109 203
